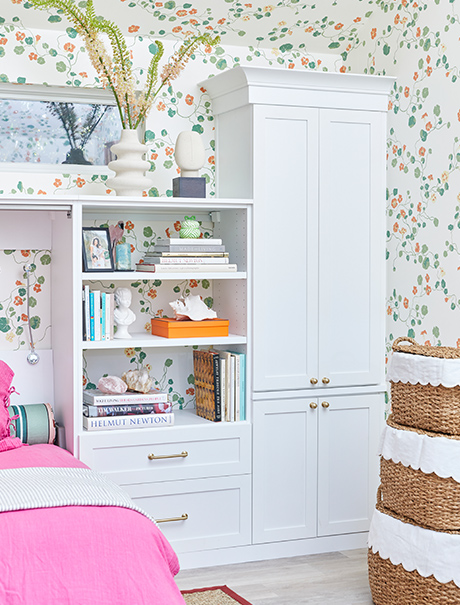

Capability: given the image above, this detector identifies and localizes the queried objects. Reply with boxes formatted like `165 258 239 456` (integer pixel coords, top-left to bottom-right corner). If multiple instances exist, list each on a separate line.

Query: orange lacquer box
151 317 230 338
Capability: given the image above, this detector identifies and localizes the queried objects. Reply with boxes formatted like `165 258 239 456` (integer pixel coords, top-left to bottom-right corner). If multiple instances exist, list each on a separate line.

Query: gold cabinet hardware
322 377 330 384
321 401 330 409
156 513 188 524
148 451 188 460
310 377 318 385
309 402 318 409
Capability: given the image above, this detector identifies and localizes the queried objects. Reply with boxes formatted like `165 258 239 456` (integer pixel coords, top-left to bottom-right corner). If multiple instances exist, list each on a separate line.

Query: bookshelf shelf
81 332 247 350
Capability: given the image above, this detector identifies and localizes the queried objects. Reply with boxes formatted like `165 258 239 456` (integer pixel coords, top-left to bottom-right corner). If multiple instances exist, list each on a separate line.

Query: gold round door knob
309 402 318 409
322 377 330 384
310 377 318 385
321 401 330 409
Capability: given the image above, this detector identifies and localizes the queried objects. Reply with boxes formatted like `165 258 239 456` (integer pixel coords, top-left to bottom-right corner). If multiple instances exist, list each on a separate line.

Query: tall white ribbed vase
107 129 152 196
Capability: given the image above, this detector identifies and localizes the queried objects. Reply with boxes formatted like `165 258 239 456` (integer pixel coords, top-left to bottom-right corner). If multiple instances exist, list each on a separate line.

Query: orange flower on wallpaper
128 25 140 33
387 306 392 315
63 42 75 52
14 296 23 306
33 284 41 293
419 147 426 156
186 387 195 395
21 250 30 257
334 23 343 30
189 280 198 288
148 289 157 299
185 94 194 105
371 28 377 39
413 286 418 295
415 243 420 253
176 9 187 17
29 53 38 61
174 221 181 231
0 37 7 45
76 177 85 188
403 298 409 309
21 314 28 322
125 220 134 231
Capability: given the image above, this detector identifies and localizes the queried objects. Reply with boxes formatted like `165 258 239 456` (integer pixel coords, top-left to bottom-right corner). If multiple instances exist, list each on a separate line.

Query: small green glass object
179 215 201 239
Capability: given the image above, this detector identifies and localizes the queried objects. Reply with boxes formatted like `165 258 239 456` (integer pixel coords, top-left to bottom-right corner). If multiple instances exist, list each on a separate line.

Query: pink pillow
0 360 16 441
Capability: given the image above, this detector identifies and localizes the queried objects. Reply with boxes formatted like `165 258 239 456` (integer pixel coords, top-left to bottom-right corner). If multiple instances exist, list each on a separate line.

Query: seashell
121 368 153 394
169 294 217 321
97 375 128 395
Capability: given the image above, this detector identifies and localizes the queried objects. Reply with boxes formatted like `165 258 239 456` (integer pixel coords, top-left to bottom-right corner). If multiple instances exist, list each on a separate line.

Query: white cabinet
253 392 383 544
203 65 394 552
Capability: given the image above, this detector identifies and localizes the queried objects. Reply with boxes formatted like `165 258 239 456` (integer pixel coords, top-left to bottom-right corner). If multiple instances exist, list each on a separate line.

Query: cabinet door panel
253 106 319 391
253 398 317 543
318 109 385 388
317 393 382 536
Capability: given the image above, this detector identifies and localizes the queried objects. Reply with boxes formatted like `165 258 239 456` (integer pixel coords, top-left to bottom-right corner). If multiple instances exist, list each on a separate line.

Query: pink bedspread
0 444 185 605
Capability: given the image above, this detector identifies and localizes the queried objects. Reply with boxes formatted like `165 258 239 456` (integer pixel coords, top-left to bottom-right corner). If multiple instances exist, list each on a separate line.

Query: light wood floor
175 548 374 604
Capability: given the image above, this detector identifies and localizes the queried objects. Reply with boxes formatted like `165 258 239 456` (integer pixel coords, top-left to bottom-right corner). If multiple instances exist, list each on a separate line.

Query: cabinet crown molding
199 65 396 114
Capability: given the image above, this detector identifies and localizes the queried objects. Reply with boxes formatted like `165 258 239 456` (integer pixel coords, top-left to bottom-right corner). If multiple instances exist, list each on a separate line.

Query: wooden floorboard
175 548 374 604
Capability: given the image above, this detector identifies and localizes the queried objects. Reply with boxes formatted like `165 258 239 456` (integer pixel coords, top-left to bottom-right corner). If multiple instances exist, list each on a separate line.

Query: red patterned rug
181 585 252 604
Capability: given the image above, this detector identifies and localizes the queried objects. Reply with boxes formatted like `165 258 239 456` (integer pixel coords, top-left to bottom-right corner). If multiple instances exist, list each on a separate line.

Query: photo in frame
82 227 114 272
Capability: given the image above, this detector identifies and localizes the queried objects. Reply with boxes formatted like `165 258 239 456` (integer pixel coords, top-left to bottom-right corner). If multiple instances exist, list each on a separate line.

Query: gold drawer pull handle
322 401 330 409
310 377 318 385
309 402 318 409
322 377 330 384
148 451 188 460
156 513 188 524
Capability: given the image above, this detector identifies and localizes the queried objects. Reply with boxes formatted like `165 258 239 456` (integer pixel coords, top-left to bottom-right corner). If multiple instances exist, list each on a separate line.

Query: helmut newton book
83 412 174 431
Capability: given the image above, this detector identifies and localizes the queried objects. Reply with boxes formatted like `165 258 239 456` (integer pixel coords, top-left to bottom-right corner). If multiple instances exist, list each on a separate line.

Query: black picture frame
82 227 114 272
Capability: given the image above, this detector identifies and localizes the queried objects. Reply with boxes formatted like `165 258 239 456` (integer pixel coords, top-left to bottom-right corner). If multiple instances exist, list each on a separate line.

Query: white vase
107 129 152 196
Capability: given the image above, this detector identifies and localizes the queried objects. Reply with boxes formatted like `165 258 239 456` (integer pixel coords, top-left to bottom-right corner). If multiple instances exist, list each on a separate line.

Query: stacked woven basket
368 336 460 604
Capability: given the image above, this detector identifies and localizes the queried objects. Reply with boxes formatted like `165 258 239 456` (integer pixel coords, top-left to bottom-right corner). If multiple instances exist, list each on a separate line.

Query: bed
0 442 186 605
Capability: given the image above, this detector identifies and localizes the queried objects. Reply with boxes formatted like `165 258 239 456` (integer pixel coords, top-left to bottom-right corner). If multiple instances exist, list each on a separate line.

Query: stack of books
82 387 174 431
82 285 114 341
193 348 246 423
135 238 238 272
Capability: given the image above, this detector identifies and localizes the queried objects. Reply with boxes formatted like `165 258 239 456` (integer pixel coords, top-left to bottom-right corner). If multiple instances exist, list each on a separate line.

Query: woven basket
369 503 460 604
390 336 460 435
379 417 460 531
368 548 460 605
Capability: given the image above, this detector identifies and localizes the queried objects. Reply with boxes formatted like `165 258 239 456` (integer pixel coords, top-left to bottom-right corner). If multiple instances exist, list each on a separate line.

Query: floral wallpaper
0 0 460 390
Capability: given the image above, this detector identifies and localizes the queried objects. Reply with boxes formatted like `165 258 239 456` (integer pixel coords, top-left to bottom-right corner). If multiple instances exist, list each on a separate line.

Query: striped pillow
9 403 56 445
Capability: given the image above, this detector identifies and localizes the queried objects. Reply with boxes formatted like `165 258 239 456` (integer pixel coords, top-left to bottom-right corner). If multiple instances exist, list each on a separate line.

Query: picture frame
82 227 114 272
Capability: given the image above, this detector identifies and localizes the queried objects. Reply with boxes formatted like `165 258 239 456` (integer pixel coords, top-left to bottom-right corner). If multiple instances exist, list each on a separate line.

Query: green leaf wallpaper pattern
1 0 460 357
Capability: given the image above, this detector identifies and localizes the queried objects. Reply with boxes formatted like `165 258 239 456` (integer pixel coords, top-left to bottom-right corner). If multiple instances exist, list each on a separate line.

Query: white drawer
79 420 251 484
125 474 251 553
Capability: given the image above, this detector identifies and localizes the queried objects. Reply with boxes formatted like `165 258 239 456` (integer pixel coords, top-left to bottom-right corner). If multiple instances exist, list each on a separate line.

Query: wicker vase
106 128 152 197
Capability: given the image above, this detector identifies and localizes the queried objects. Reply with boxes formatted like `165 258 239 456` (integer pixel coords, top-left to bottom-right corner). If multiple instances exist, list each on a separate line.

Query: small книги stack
135 238 238 272
82 387 174 431
82 286 115 341
193 348 246 423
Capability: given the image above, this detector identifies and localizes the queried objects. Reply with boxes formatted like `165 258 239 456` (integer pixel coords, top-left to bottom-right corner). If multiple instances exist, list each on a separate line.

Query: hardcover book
83 401 172 417
136 263 237 272
83 388 169 405
152 245 226 253
138 256 229 264
193 349 222 422
155 238 222 246
83 412 174 431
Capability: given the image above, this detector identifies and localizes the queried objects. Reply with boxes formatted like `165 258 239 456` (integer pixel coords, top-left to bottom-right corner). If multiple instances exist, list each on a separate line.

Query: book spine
93 290 101 341
83 413 174 431
101 292 106 341
239 353 246 421
84 285 90 342
83 402 172 417
105 293 111 340
219 357 227 423
109 293 114 339
146 250 228 256
229 355 235 422
89 291 95 341
83 392 170 405
82 289 86 341
156 238 222 246
233 353 241 422
153 245 226 253
141 256 229 265
212 351 222 422
136 263 237 272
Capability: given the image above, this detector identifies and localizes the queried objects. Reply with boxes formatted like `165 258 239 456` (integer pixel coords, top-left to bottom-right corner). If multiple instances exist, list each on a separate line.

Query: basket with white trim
379 416 460 531
389 336 460 435
368 504 460 605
